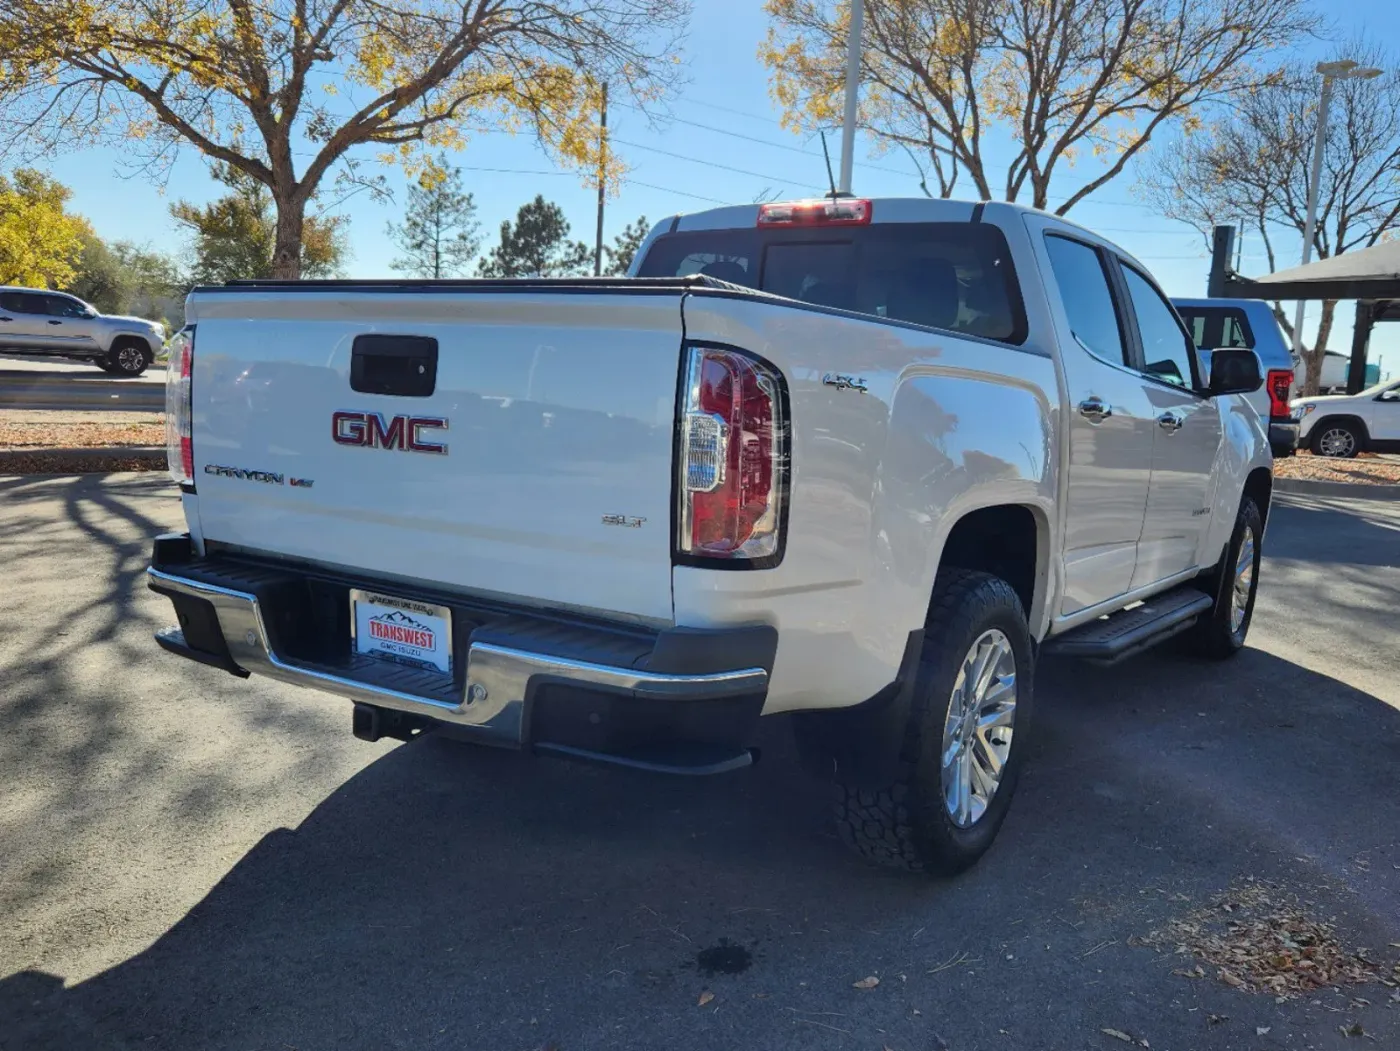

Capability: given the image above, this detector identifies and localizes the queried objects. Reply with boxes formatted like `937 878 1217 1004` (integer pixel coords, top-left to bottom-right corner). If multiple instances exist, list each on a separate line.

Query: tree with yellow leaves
0 169 88 287
762 0 1316 213
0 0 688 278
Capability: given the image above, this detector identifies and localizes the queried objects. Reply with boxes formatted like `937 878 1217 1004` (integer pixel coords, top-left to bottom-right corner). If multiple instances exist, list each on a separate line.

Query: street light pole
1292 60 1383 360
837 0 864 195
593 81 608 277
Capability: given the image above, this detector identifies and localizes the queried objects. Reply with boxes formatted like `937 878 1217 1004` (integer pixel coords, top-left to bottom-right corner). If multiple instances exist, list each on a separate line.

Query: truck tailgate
187 288 684 624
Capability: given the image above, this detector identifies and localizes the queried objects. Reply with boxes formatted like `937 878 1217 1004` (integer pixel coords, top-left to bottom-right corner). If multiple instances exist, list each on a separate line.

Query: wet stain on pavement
695 939 752 976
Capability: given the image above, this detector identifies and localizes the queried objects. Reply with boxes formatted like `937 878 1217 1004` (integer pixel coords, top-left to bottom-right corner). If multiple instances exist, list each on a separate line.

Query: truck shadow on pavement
5 643 1400 1051
1265 492 1400 569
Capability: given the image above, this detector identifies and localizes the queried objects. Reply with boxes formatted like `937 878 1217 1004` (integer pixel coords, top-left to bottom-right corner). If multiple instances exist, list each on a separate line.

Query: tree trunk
271 197 305 280
1029 171 1050 211
1299 299 1339 396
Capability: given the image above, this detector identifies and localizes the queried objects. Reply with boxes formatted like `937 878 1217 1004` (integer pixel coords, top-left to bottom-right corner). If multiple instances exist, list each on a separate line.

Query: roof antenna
819 131 838 199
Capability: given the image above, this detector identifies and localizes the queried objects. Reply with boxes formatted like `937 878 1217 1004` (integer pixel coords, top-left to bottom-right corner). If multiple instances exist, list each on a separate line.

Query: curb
1274 477 1400 501
0 445 166 469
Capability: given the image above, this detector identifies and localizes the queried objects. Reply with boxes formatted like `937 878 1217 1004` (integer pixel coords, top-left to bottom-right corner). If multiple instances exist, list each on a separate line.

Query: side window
1043 235 1127 365
0 292 27 313
18 293 49 315
1121 267 1197 390
41 295 87 318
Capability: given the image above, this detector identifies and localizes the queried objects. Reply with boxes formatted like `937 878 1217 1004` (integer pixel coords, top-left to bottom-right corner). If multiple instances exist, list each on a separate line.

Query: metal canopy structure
1208 226 1400 393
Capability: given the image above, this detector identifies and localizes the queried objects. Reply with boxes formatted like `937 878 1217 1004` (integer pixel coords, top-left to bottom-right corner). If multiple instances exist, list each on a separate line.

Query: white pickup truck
148 197 1272 875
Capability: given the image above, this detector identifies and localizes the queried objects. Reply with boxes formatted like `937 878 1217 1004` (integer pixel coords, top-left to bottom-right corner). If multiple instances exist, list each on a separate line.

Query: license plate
351 589 452 675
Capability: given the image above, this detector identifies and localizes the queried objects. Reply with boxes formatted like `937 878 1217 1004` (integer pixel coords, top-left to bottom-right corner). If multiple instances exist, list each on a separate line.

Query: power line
1091 224 1197 235
457 165 571 177
619 103 917 179
675 97 785 126
298 132 1150 216
660 99 1154 211
292 81 1151 212
627 179 727 204
610 137 824 192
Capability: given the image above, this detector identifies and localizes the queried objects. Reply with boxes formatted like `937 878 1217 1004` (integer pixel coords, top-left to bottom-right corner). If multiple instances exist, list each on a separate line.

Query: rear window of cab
1175 305 1255 351
636 222 1027 345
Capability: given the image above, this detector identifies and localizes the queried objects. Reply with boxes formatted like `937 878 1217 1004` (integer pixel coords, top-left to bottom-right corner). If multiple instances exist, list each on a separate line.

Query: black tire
833 569 1035 876
101 340 152 377
1310 419 1362 458
1186 496 1262 660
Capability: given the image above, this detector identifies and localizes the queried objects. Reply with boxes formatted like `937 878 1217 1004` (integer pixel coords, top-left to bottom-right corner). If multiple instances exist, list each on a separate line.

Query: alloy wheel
116 346 146 373
1317 427 1356 457
940 628 1017 829
1230 528 1256 634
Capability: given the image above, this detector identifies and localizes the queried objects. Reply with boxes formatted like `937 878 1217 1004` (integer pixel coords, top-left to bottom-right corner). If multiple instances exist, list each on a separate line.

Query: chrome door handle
1158 412 1184 433
1078 397 1112 423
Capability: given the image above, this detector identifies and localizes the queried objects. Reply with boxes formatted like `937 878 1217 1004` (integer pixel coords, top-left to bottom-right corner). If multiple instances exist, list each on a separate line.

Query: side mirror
1208 348 1263 397
1380 389 1400 402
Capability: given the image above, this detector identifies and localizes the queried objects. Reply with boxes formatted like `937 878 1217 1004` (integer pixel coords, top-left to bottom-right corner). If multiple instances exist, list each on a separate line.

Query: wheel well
936 505 1040 619
1312 414 1370 443
1244 467 1273 527
109 335 156 358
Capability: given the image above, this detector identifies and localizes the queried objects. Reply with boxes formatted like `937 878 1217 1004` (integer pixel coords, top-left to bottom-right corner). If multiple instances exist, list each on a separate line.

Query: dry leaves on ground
1140 879 1380 999
1274 452 1400 486
0 451 164 473
0 411 164 450
697 991 714 1007
852 976 880 990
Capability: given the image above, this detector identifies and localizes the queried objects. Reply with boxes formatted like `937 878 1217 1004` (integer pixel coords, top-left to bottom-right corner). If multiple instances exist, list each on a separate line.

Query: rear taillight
1266 368 1293 419
166 326 194 485
677 346 787 563
757 197 871 227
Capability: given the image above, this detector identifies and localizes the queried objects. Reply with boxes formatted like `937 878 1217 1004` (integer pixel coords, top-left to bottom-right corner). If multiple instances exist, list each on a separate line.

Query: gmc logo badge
333 411 448 454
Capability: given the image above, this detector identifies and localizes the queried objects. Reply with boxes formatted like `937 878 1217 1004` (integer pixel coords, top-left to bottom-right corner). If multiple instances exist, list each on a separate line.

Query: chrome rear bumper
148 565 769 751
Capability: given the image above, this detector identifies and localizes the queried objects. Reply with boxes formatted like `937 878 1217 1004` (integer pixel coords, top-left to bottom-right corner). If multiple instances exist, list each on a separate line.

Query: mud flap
790 630 924 789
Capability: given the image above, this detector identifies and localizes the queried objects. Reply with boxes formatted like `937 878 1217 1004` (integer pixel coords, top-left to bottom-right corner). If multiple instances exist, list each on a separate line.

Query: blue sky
40 0 1400 374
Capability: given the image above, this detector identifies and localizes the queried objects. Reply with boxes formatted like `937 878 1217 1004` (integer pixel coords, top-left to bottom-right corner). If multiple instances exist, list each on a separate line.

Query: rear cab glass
1176 305 1254 351
635 222 1026 344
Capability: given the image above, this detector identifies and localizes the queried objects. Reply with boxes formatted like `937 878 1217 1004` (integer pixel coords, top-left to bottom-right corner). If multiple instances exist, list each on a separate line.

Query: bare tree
1139 45 1400 393
761 0 1317 213
0 0 688 278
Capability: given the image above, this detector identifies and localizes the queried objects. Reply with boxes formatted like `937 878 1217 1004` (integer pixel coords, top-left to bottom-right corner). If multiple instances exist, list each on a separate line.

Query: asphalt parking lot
0 357 164 412
0 355 166 378
1 474 1398 1051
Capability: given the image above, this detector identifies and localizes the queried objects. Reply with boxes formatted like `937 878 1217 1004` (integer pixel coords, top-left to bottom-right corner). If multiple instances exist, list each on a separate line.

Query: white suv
0 287 165 377
1292 380 1400 458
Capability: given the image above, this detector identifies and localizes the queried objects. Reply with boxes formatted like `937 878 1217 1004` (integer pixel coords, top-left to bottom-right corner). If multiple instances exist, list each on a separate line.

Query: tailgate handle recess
351 335 438 397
